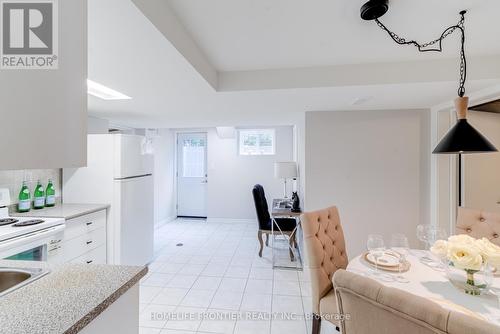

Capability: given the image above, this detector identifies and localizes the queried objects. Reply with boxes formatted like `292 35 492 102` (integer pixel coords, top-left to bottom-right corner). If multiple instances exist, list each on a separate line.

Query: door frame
175 130 208 218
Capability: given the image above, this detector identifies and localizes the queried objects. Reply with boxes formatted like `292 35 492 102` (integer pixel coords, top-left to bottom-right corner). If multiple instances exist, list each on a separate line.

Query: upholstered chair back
456 207 500 246
333 270 498 334
252 184 271 230
301 206 348 314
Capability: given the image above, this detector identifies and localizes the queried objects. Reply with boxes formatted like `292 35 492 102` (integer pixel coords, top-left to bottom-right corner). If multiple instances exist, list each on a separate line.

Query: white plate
366 251 401 267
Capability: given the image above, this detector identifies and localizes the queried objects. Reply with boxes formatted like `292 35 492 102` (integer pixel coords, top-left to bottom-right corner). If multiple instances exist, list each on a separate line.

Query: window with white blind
238 129 276 155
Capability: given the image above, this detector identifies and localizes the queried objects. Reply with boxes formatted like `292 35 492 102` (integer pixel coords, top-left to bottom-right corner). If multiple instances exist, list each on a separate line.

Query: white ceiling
166 0 500 71
88 0 500 128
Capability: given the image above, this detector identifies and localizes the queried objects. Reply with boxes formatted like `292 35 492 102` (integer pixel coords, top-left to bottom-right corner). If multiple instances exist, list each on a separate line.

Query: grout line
148 219 310 334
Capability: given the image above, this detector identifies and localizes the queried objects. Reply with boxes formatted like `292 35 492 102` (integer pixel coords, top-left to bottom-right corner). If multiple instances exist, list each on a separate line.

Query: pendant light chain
374 11 467 97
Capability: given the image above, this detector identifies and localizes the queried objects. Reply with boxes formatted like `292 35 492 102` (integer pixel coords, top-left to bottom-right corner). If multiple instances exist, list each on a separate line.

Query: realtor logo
0 0 58 69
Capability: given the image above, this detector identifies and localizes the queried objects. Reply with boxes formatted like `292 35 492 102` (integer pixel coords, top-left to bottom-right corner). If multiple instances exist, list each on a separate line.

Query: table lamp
274 162 297 199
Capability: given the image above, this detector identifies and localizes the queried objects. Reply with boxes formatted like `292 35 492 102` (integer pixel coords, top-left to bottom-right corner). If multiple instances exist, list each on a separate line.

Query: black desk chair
252 184 297 260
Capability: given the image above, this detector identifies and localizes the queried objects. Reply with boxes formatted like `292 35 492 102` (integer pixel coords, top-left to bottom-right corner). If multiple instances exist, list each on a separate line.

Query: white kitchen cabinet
0 0 87 169
70 245 107 265
63 210 107 264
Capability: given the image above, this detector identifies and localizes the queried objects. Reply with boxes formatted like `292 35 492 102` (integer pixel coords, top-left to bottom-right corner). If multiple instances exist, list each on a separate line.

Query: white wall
305 110 430 257
0 0 87 170
153 129 176 226
203 126 295 220
88 117 110 134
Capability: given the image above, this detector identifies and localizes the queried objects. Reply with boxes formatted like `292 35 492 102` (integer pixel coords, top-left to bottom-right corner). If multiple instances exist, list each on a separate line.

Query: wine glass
367 234 385 277
416 224 447 265
391 233 410 283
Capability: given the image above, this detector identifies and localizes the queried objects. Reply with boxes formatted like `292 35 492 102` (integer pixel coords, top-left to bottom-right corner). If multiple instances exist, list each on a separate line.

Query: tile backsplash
0 169 61 205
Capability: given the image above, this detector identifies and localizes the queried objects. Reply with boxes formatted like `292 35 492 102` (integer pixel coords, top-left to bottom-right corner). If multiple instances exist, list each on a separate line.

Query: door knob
201 180 208 184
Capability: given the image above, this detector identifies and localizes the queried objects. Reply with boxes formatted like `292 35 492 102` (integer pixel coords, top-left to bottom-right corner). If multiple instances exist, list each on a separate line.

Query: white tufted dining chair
456 207 500 246
301 206 348 334
333 269 499 334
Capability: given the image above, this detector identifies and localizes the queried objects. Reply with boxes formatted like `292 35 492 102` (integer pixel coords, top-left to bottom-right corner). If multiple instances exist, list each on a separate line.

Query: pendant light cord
374 11 467 97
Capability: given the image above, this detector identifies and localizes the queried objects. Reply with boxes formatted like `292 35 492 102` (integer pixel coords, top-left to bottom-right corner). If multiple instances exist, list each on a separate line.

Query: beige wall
305 109 430 256
464 111 500 213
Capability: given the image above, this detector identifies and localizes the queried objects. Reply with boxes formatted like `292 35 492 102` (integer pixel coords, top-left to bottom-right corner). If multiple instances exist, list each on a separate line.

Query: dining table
347 249 500 328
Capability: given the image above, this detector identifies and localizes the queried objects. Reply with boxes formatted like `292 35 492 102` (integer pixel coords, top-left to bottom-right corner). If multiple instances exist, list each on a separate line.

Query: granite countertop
10 203 110 220
0 260 147 334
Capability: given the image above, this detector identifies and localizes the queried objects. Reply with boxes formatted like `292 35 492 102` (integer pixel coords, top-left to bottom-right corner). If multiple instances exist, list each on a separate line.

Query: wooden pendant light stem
455 96 469 120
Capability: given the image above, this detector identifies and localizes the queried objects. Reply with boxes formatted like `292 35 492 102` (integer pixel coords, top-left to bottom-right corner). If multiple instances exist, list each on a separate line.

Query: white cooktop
0 190 65 242
0 207 65 242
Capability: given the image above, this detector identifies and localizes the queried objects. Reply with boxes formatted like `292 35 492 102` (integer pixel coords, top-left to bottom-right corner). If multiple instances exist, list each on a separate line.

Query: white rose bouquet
431 234 499 295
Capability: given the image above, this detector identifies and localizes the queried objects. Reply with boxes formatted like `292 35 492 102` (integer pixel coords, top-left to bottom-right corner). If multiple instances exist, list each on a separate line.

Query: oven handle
0 225 66 252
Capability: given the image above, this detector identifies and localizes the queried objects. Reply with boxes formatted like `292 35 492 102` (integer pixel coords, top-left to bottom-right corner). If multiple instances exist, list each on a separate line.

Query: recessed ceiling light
87 79 132 100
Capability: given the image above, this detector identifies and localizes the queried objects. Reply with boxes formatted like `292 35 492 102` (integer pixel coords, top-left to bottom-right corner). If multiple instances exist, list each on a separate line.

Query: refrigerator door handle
114 174 152 181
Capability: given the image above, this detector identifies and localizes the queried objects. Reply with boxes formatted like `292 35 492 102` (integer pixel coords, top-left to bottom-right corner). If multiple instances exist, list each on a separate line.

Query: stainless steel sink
0 267 49 297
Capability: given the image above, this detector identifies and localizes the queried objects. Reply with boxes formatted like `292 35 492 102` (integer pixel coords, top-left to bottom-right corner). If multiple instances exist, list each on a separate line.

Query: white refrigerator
63 134 154 266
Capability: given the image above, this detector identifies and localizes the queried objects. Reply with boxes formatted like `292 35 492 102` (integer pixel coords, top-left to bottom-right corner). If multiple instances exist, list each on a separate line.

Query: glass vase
446 261 493 296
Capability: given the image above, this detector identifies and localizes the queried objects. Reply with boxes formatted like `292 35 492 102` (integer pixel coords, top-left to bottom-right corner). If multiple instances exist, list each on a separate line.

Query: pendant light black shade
433 97 498 154
433 119 498 154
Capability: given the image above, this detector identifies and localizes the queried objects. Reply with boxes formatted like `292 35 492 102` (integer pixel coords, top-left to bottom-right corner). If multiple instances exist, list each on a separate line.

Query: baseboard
206 217 257 224
155 215 176 229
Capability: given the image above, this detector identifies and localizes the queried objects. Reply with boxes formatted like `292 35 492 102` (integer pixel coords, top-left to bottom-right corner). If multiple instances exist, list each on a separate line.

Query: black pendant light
359 2 498 154
433 97 498 154
360 1 498 206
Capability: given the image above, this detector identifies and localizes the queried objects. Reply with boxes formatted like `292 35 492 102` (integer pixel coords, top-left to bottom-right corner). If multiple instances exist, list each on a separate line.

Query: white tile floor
139 219 337 334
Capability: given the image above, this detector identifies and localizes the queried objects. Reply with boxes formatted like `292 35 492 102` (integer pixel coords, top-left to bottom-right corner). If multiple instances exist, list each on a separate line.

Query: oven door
0 225 65 262
5 244 46 261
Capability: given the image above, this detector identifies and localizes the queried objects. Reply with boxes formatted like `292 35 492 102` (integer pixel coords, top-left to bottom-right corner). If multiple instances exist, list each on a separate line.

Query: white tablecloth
347 250 500 327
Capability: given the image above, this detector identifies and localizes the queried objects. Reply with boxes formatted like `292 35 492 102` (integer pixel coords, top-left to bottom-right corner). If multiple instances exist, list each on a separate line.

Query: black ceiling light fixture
360 0 498 205
360 0 497 153
360 0 388 21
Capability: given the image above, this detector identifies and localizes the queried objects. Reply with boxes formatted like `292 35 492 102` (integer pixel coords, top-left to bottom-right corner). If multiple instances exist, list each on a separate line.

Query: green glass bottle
45 179 56 207
33 180 45 209
18 181 31 213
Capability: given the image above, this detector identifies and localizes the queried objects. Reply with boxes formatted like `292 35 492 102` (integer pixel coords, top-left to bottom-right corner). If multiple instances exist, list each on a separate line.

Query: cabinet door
0 0 87 169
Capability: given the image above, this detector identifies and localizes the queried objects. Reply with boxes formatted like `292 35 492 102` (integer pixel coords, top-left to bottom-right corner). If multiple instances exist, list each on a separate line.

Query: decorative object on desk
291 191 300 213
431 234 498 295
274 161 297 198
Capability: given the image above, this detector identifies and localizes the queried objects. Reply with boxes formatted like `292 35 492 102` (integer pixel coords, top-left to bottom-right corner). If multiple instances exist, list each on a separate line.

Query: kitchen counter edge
10 203 110 220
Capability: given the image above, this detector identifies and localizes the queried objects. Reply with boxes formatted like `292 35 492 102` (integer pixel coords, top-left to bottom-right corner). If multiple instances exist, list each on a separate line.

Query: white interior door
177 132 208 217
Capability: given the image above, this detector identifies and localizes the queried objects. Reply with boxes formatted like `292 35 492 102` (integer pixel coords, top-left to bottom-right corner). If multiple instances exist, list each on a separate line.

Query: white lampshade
274 161 298 179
